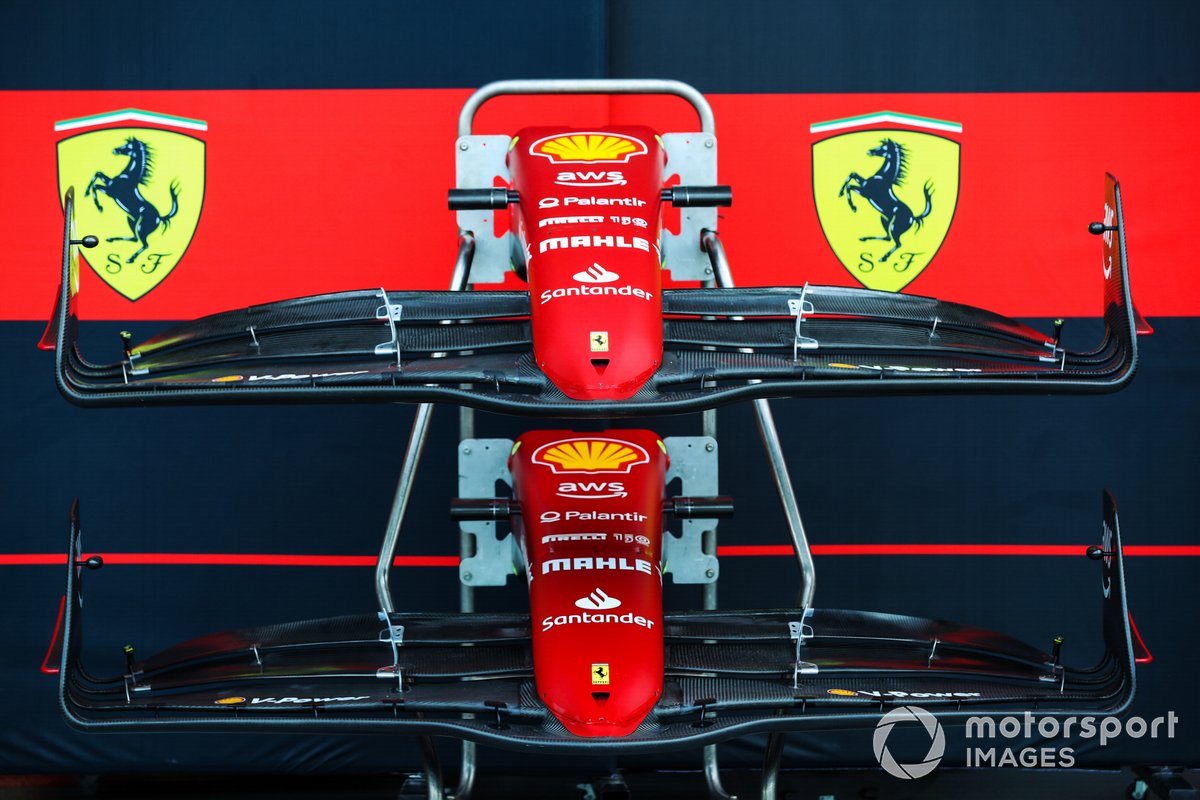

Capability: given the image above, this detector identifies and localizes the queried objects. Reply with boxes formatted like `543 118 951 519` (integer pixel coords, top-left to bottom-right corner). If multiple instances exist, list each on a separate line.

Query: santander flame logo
573 263 620 284
576 588 622 610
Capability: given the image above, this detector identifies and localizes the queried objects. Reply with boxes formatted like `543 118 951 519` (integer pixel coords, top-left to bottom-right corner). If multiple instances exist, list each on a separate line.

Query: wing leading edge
47 176 1143 418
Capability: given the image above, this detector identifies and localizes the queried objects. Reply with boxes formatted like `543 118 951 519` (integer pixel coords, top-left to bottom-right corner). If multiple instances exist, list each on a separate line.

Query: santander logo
576 588 622 610
573 263 620 284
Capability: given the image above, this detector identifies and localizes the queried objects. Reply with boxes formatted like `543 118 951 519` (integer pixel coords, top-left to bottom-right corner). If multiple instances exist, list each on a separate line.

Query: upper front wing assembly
46 176 1146 418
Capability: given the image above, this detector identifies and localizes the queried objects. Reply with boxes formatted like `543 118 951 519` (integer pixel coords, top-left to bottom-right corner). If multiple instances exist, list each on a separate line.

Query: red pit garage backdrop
4 90 1194 320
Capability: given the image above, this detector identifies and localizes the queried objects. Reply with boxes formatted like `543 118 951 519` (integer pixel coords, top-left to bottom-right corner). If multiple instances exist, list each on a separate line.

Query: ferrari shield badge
812 113 960 292
56 110 206 300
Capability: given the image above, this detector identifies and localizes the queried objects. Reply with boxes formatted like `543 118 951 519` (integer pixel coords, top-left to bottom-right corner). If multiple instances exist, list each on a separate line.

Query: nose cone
533 570 664 737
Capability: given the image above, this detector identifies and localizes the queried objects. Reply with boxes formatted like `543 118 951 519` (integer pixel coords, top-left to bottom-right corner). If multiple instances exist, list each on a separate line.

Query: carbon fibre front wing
47 176 1144 418
56 492 1136 753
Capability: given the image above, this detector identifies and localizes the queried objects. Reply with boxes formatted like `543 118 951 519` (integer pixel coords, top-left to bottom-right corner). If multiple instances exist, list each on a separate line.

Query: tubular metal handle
458 79 716 137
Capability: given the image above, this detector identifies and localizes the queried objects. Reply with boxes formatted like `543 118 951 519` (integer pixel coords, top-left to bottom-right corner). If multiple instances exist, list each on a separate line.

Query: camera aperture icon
873 705 945 779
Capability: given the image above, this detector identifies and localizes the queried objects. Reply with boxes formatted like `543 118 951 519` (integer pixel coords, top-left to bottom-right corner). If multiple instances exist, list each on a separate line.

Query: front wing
47 176 1143 417
57 493 1136 753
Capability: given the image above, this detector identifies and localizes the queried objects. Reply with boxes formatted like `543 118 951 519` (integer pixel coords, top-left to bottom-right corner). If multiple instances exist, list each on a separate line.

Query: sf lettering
857 251 922 273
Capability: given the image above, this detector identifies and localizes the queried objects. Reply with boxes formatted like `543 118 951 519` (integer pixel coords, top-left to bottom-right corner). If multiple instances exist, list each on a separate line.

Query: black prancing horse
86 137 180 264
838 139 932 262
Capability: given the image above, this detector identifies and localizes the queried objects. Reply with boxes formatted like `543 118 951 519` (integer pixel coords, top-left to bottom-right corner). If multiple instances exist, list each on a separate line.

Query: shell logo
529 132 648 164
215 696 246 705
531 437 650 474
827 689 858 697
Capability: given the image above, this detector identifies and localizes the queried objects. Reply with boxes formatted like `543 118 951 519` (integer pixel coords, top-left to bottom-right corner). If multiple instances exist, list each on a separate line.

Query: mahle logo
57 109 207 301
812 112 960 292
873 705 946 779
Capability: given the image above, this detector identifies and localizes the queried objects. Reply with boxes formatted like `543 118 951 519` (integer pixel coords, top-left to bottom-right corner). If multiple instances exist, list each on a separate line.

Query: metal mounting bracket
789 612 818 687
663 436 721 584
457 439 517 587
455 135 514 286
788 286 818 359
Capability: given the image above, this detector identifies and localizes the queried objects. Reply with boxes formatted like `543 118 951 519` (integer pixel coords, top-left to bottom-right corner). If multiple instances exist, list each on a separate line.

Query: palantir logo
573 262 620 284
873 705 945 779
575 588 621 610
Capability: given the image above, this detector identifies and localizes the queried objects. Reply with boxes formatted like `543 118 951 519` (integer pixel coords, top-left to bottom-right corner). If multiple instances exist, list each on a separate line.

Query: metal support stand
375 402 435 614
704 230 816 611
754 398 816 611
760 732 784 800
455 408 478 800
417 736 444 800
700 371 735 800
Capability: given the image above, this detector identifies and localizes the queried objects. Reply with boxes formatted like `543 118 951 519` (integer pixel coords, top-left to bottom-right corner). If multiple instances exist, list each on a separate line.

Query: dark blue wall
2 0 1197 775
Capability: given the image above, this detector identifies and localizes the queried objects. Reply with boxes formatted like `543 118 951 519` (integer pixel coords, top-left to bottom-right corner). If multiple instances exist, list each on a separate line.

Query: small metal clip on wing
788 615 818 688
374 288 403 362
376 612 405 691
787 285 818 360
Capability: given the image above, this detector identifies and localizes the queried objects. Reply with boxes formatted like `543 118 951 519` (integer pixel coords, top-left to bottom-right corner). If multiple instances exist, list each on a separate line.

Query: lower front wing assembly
55 493 1135 753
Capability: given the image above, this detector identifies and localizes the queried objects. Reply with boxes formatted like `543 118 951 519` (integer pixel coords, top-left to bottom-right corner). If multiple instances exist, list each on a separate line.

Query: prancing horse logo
57 115 206 302
86 137 180 264
838 139 933 263
811 118 960 293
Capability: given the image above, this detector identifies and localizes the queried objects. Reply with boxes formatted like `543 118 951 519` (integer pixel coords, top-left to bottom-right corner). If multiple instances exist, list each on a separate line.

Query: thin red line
39 595 66 675
3 545 1198 567
721 544 1200 557
2 554 459 567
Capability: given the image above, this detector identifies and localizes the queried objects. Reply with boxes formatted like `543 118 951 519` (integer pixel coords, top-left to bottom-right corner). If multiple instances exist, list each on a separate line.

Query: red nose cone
510 430 668 736
508 127 666 400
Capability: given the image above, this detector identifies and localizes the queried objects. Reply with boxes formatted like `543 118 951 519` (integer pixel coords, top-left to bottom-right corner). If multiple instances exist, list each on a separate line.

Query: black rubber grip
450 498 516 520
667 496 735 519
662 185 733 207
448 188 519 210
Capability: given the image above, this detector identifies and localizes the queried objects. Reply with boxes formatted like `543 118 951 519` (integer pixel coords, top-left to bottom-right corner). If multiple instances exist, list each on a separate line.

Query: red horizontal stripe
3 545 1199 567
723 545 1200 557
1 553 459 567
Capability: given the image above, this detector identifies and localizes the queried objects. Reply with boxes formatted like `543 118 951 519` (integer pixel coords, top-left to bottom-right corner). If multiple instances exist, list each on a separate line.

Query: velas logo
574 263 620 284
531 438 651 474
530 132 648 163
56 109 207 301
811 112 960 292
576 587 621 610
873 705 946 780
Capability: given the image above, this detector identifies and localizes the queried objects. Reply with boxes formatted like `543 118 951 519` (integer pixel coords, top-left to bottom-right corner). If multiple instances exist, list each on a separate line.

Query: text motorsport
963 711 1179 768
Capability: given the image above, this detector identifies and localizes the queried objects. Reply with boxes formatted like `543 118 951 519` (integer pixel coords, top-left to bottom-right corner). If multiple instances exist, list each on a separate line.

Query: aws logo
532 438 650 474
811 112 960 292
56 109 207 301
557 480 627 499
530 132 648 164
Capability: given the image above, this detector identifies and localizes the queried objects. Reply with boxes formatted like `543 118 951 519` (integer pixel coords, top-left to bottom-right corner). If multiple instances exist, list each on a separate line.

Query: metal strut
704 230 817 611
374 234 475 614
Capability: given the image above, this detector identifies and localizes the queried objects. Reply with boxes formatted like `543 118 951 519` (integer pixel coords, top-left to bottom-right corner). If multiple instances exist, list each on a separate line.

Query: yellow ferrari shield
813 127 959 292
58 126 205 300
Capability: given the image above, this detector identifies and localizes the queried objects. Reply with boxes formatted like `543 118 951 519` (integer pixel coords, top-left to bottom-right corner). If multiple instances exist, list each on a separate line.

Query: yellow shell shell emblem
531 438 650 474
214 696 246 705
529 132 648 164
